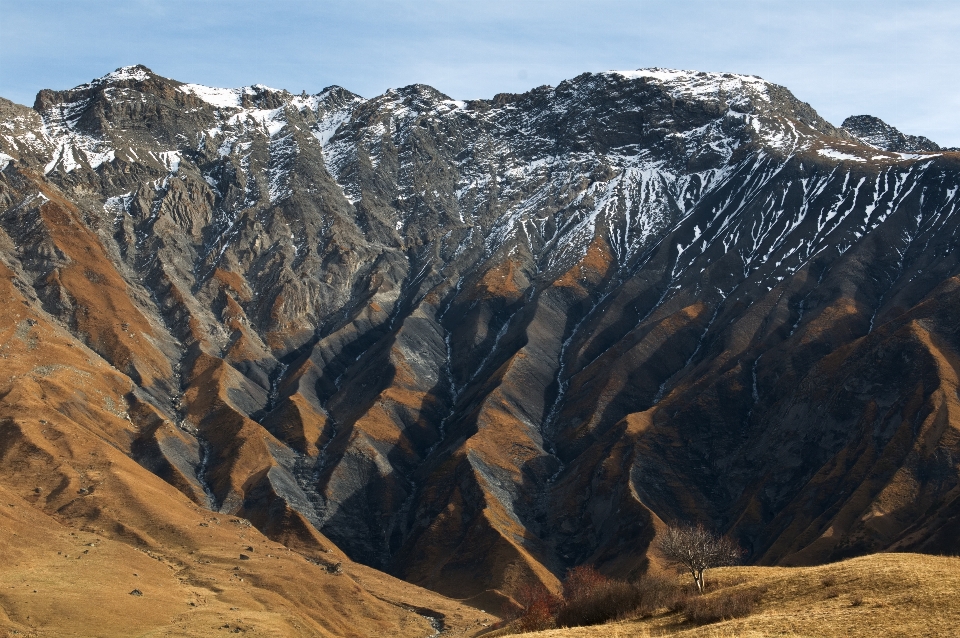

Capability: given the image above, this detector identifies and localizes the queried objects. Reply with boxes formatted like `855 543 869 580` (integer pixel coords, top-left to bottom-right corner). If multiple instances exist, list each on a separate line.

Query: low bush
561 565 609 601
556 568 693 626
511 566 702 632
515 584 560 632
682 587 764 625
634 574 690 617
556 579 640 627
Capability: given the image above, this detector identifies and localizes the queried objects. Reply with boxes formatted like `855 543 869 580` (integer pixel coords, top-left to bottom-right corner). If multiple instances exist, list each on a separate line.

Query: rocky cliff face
842 114 942 153
2 65 959 610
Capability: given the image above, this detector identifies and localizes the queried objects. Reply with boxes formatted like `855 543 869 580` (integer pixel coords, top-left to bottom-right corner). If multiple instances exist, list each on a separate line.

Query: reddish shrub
516 584 560 632
562 565 609 601
513 566 698 631
557 579 640 627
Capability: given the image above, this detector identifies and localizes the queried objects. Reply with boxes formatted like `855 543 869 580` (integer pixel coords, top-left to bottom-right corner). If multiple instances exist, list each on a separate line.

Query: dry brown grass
503 552 960 637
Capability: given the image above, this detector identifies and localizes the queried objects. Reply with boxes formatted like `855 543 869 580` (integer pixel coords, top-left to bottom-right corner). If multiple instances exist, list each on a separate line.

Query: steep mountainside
2 65 959 612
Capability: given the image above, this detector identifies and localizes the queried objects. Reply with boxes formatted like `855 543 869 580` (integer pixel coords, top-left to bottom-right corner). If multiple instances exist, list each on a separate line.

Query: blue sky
2 0 958 146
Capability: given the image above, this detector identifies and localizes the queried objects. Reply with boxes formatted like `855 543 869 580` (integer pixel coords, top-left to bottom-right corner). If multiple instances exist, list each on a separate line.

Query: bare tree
658 523 742 593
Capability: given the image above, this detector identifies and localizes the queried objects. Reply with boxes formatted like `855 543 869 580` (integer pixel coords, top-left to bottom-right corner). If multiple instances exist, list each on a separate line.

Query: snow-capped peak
607 68 772 103
50 65 155 95
101 65 153 83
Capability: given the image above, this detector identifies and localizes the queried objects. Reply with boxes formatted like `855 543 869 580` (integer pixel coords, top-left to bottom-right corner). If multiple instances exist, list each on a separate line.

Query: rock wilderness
0 65 958 630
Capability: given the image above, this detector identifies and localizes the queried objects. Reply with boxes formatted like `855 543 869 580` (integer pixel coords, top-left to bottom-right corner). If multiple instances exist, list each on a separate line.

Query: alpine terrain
1 65 959 626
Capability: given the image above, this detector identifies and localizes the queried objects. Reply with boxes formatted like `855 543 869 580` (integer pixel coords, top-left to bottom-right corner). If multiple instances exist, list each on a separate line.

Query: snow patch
609 68 771 103
313 108 353 146
228 108 287 137
897 152 941 161
104 192 134 221
40 96 118 174
157 151 181 173
818 148 866 163
290 94 322 112
180 83 282 110
100 66 151 83
179 84 245 108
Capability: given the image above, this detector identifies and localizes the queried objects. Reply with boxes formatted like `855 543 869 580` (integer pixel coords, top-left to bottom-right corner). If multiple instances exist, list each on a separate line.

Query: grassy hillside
501 553 960 638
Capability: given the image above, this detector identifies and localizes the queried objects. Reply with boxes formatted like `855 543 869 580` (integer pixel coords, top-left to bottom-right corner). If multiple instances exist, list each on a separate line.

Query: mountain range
1 65 958 621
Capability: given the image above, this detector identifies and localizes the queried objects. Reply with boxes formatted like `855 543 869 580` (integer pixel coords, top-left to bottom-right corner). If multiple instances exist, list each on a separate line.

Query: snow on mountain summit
72 64 156 90
179 83 286 109
608 67 772 103
100 65 153 82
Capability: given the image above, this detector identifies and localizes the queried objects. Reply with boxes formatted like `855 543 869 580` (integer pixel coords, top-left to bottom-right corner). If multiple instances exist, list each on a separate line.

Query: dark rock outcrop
842 114 941 152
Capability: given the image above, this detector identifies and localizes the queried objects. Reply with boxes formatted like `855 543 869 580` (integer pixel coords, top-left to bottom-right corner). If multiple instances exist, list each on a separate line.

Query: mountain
1 65 959 615
841 114 942 153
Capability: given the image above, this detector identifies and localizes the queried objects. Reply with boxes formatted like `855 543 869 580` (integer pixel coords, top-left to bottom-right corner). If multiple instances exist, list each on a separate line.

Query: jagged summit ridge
1 64 959 609
842 114 941 153
75 63 156 89
609 68 772 101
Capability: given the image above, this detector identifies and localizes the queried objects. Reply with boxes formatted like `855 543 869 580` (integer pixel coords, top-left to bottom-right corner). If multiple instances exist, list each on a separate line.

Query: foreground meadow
496 553 960 638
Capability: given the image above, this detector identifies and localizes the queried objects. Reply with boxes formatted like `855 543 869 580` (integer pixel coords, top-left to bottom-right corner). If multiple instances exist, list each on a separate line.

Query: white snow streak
818 148 866 163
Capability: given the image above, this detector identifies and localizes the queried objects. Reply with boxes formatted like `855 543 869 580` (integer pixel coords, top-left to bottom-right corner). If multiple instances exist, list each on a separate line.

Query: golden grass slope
505 553 960 638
